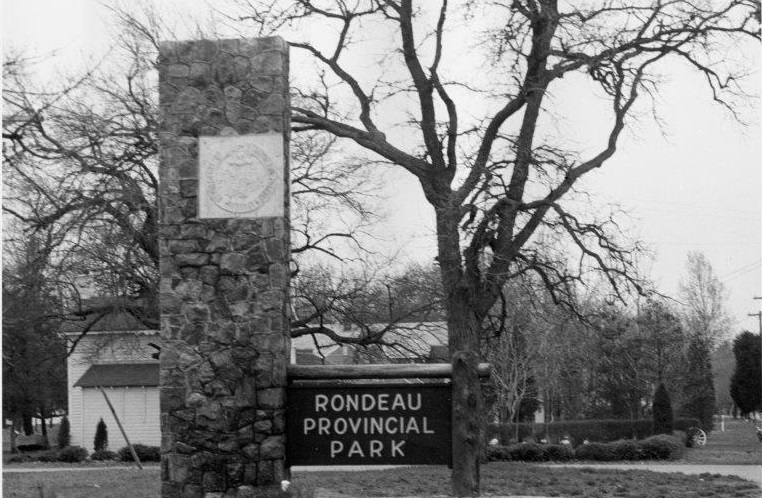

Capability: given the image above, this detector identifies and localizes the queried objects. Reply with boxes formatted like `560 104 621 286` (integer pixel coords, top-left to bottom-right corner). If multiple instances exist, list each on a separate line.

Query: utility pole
752 297 762 416
749 296 762 334
748 311 762 334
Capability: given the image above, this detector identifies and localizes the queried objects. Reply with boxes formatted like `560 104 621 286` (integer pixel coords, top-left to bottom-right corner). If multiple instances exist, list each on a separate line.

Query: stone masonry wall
158 37 290 498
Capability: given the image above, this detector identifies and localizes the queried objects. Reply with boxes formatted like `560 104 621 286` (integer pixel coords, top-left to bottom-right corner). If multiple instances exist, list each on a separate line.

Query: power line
719 260 762 283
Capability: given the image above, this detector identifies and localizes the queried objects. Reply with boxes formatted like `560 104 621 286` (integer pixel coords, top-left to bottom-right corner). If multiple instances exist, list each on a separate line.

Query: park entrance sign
158 34 488 496
287 383 451 465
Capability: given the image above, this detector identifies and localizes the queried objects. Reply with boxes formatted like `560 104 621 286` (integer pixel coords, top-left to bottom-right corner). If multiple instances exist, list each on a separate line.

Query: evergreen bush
93 418 108 451
58 445 89 462
486 445 514 461
487 417 701 446
507 442 547 462
37 450 60 462
543 444 575 461
118 444 161 462
574 442 617 461
679 335 716 432
91 449 118 461
673 418 700 432
609 439 642 460
486 436 683 462
640 434 684 460
652 382 674 435
57 416 71 449
6 454 34 464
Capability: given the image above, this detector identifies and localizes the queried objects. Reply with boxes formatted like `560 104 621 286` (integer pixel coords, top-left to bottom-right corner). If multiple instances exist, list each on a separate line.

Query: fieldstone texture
158 36 290 497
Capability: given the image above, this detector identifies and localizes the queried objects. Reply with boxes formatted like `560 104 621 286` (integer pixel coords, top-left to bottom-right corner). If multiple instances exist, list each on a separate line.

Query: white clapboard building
63 302 161 452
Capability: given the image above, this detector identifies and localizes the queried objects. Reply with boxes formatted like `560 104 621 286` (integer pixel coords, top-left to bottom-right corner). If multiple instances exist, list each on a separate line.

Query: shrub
508 442 547 462
486 445 514 462
37 450 61 462
7 450 60 463
91 449 118 461
118 444 161 462
58 445 89 462
488 417 703 447
640 434 684 460
543 444 575 461
609 439 643 460
6 453 34 464
653 383 674 435
94 418 108 451
57 416 71 449
574 442 617 461
486 442 549 462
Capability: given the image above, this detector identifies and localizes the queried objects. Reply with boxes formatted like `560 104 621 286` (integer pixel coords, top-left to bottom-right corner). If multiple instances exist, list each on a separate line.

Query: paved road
547 463 762 486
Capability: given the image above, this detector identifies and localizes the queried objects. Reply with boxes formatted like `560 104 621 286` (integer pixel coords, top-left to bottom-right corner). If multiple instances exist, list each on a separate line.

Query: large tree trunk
9 416 18 454
39 407 49 448
22 413 33 435
437 210 484 497
452 349 481 496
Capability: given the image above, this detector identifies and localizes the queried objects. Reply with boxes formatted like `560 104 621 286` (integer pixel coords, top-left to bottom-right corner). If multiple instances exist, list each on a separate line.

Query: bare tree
225 1 758 493
2 14 383 337
291 262 445 359
2 234 67 450
679 251 732 345
3 44 161 324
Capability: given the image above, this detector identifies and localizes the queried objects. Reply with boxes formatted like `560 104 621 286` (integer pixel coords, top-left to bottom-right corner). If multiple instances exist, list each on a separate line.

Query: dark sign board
287 383 451 466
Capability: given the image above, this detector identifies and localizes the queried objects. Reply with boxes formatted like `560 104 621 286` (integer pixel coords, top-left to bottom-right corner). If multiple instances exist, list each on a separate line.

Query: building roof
74 363 159 388
61 296 155 334
61 311 151 334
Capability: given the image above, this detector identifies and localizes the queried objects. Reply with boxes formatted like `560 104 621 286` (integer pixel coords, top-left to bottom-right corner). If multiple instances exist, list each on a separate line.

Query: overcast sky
4 0 761 338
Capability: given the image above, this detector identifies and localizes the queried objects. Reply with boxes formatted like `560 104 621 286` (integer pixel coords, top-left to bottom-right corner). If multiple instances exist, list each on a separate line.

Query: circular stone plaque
199 134 283 218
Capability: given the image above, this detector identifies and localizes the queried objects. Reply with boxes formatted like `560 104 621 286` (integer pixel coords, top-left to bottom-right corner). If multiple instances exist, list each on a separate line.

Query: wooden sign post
287 383 451 466
285 363 489 472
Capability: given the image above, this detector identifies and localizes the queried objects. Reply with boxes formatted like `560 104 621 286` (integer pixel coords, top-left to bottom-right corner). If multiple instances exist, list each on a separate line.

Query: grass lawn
4 417 759 496
3 467 162 498
4 463 760 498
678 418 762 465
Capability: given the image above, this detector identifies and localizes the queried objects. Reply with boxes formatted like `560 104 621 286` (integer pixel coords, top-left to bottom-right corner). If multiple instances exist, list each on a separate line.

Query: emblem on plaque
199 134 284 219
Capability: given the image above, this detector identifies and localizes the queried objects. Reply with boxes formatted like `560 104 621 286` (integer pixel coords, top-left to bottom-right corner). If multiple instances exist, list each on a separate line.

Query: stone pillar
158 37 290 498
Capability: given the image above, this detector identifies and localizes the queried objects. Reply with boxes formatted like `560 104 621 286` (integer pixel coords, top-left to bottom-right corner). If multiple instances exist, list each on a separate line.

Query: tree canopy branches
3 15 384 332
233 0 758 329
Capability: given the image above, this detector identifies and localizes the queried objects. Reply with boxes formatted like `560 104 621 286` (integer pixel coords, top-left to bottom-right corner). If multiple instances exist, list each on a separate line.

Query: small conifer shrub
57 416 71 449
94 418 108 452
653 382 674 435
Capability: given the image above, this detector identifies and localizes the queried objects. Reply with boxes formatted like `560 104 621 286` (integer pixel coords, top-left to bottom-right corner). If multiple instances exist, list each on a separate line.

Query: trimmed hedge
574 442 616 461
118 444 161 462
543 444 575 461
487 417 701 446
486 434 684 462
505 442 546 462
